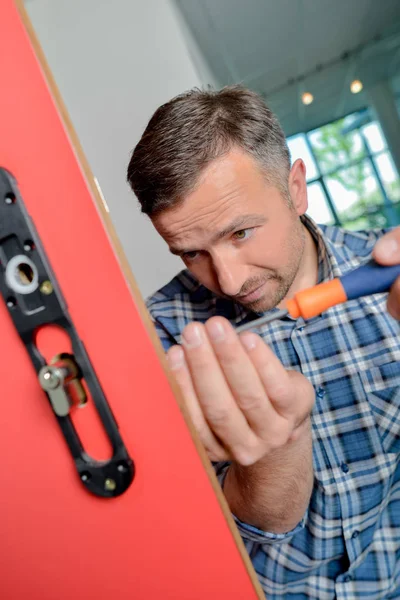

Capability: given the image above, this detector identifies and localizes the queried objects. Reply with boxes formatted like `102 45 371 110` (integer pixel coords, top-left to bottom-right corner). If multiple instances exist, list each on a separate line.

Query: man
127 86 400 599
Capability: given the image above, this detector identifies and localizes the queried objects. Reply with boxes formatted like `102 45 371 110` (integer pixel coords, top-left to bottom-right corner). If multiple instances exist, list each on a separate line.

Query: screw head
40 280 53 295
104 478 117 492
23 240 35 252
40 367 60 388
6 297 16 309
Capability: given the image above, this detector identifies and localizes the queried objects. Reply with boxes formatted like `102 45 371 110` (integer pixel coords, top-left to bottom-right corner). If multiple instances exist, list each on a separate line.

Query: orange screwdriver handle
286 279 347 319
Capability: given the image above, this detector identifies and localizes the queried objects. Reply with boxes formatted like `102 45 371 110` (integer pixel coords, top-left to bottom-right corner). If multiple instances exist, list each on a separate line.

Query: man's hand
374 227 400 320
167 316 314 466
167 316 314 532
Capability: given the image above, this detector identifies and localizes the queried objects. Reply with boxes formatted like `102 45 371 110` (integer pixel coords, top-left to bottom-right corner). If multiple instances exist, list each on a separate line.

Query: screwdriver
236 260 400 334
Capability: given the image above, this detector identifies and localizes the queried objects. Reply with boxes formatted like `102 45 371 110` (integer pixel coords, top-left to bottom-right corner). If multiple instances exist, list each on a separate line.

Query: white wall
24 0 218 298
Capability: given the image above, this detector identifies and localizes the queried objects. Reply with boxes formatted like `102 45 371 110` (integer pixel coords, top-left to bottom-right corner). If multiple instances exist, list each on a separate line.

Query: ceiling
175 0 400 136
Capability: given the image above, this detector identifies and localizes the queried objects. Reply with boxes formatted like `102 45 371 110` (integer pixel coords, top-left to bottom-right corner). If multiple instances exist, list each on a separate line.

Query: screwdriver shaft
236 308 289 333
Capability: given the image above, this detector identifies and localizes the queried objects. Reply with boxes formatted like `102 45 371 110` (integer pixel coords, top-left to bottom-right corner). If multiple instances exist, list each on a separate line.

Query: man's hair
127 85 291 217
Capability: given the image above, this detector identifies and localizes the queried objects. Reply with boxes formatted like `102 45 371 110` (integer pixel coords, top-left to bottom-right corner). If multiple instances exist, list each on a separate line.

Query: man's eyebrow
169 246 185 256
168 214 267 256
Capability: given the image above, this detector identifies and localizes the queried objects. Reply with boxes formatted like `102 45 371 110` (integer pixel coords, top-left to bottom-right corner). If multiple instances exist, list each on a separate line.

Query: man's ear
288 159 308 216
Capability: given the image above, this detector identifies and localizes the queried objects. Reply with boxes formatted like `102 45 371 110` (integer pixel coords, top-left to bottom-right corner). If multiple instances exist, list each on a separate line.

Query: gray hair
127 85 291 216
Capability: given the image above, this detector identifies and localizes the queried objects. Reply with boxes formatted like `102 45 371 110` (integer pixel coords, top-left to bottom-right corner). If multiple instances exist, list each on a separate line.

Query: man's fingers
373 229 400 265
373 228 400 320
167 345 229 461
239 332 296 414
205 317 277 438
239 332 314 428
387 277 400 320
181 322 259 463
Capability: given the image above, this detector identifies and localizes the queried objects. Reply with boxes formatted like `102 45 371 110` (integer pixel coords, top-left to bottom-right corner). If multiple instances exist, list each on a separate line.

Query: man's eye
234 229 251 240
183 250 199 261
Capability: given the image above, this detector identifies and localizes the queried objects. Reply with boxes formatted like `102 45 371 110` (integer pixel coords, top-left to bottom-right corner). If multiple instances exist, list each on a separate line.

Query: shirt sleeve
150 317 178 352
214 461 308 546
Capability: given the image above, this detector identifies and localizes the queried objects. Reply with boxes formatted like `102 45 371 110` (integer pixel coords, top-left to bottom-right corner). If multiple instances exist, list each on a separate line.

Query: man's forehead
152 149 283 250
154 185 247 237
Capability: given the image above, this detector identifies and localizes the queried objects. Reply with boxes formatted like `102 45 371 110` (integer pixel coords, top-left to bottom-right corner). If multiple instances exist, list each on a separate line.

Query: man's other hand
167 317 314 466
374 226 400 320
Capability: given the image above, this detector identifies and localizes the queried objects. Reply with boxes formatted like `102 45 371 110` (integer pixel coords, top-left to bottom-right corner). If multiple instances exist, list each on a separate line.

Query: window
306 182 334 225
287 135 318 181
288 110 400 229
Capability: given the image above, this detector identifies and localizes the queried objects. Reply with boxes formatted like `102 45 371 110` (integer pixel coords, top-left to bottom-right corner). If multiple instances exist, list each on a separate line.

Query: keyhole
16 262 34 286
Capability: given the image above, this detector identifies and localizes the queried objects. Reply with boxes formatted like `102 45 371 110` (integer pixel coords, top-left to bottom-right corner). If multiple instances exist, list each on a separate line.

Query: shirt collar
302 215 342 282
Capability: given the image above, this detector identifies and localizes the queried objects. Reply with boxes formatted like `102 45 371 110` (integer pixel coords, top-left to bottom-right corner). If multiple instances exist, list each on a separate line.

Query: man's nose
212 252 245 297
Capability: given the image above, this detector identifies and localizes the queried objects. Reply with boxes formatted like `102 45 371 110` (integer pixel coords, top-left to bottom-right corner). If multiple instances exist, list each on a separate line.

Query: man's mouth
236 281 267 303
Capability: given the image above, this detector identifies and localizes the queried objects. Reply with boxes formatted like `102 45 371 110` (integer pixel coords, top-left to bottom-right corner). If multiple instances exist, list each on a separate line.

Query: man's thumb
373 231 400 265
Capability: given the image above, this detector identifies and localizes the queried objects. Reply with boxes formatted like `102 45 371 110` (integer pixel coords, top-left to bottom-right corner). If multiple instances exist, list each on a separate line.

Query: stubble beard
236 221 306 313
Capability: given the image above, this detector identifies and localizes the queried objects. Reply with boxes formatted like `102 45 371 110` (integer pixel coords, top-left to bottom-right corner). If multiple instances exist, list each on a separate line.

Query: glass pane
306 181 334 225
374 152 400 202
308 118 366 174
287 134 318 181
361 121 386 153
325 160 387 229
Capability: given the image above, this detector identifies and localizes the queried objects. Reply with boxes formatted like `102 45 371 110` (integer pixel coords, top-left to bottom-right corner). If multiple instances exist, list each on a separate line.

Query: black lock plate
0 167 135 498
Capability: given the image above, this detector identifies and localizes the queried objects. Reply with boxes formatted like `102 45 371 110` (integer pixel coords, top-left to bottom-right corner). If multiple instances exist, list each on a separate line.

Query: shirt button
298 326 305 332
341 463 349 473
344 575 352 583
351 530 359 539
317 387 325 398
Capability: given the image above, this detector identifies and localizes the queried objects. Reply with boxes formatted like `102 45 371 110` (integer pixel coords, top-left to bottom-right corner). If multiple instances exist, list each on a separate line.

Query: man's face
153 149 308 313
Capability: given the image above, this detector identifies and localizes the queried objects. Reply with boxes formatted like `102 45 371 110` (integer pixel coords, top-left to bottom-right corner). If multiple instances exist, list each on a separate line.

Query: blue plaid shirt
147 216 400 599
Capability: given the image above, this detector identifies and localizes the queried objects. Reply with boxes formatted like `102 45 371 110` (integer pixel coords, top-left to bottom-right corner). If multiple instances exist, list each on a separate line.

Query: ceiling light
302 92 314 105
350 79 363 94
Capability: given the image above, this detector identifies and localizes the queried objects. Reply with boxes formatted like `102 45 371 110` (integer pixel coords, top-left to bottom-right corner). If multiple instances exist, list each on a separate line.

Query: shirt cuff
214 460 308 545
232 512 308 545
